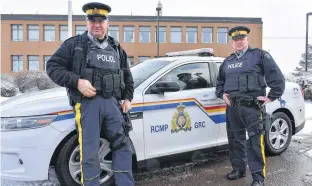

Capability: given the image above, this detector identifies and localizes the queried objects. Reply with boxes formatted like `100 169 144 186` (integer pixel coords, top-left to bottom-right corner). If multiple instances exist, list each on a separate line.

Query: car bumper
1 125 64 181
294 121 305 134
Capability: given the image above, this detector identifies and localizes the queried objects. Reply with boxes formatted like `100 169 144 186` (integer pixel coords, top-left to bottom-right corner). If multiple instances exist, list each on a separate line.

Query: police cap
228 26 250 40
82 2 111 22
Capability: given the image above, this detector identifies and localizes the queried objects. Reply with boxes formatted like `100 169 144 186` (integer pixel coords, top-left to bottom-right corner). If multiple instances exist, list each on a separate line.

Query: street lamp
68 0 72 38
305 12 312 72
156 1 163 58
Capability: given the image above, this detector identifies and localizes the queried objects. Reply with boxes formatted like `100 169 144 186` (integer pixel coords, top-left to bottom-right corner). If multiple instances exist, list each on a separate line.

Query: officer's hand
257 96 272 105
77 79 96 97
223 93 231 106
121 99 132 113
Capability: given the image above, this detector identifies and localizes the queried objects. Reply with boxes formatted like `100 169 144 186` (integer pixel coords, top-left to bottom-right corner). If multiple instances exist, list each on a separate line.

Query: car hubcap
68 138 113 185
269 118 289 150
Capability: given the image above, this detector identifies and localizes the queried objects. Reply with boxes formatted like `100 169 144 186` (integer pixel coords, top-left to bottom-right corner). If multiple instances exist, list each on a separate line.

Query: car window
146 62 212 93
130 59 171 88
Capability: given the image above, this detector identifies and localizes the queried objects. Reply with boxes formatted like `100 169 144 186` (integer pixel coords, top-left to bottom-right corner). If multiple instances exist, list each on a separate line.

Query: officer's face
87 20 109 39
232 37 248 52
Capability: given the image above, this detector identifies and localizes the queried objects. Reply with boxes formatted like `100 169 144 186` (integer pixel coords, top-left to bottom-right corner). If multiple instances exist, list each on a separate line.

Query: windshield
130 59 171 88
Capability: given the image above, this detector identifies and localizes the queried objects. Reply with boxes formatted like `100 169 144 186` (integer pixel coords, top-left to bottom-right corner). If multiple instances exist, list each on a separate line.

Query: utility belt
83 68 125 99
228 95 273 135
230 99 258 108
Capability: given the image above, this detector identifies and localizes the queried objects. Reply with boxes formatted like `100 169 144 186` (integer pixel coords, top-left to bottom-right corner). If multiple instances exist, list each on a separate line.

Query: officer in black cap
215 26 285 186
46 2 135 186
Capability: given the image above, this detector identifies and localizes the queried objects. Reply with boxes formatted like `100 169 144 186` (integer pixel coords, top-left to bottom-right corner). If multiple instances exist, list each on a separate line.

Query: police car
1 48 306 186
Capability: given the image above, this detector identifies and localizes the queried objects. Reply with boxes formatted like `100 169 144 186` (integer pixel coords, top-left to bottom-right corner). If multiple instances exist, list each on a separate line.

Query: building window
28 25 39 41
138 56 150 63
124 26 135 42
11 24 23 41
202 27 213 43
186 27 197 43
60 25 68 42
139 26 150 43
44 56 51 71
170 27 182 43
44 25 55 41
108 26 119 41
12 55 23 72
28 55 40 70
75 25 86 35
155 26 166 43
127 56 134 66
217 27 228 44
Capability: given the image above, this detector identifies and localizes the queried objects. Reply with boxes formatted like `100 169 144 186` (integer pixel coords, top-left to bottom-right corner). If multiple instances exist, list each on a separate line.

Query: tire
55 134 114 186
264 112 293 156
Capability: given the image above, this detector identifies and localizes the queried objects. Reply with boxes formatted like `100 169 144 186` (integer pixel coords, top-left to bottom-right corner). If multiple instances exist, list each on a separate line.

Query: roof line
0 14 263 24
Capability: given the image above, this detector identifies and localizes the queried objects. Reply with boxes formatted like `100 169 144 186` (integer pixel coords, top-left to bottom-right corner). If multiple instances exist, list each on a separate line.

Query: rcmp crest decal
171 103 192 133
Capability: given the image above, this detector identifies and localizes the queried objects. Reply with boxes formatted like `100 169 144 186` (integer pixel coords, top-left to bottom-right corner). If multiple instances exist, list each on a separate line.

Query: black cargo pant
226 104 266 182
73 95 135 186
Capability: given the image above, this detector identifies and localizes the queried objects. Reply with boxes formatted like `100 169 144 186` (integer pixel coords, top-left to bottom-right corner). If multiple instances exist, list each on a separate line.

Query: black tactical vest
223 48 266 98
82 40 125 99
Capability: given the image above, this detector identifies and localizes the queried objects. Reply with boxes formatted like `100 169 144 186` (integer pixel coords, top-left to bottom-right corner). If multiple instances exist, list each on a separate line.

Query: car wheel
55 134 114 186
264 112 292 156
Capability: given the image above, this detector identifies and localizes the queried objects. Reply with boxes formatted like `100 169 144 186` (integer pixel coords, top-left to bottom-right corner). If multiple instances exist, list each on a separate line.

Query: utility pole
156 1 163 58
305 12 312 72
68 0 73 38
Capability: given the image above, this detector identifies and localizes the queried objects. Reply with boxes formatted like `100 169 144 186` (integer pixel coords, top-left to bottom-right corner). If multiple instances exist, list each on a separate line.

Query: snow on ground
0 96 10 103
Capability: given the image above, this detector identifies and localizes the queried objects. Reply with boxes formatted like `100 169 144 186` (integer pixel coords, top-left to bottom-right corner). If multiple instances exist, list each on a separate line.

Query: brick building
1 14 263 73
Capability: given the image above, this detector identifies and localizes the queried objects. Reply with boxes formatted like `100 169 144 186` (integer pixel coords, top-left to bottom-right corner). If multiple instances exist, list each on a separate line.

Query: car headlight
1 115 57 131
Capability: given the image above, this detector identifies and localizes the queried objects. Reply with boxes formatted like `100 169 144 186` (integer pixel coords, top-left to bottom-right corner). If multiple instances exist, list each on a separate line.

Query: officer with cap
215 26 285 186
46 2 135 186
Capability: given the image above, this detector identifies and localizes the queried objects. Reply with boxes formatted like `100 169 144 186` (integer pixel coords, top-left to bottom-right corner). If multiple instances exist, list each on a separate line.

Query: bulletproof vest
83 40 125 99
223 49 266 98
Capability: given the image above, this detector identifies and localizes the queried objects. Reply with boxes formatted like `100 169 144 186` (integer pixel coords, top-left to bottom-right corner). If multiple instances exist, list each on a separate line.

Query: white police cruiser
1 48 306 185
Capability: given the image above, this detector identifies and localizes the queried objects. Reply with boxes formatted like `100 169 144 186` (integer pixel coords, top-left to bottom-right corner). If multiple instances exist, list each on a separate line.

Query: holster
118 101 133 133
263 112 272 132
123 111 133 133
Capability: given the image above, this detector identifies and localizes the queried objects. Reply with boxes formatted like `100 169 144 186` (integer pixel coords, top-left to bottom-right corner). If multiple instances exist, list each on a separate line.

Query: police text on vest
228 62 242 69
97 54 116 63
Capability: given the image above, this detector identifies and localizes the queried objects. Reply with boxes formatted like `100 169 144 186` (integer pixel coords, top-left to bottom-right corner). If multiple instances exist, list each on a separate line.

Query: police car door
143 61 220 159
213 61 230 147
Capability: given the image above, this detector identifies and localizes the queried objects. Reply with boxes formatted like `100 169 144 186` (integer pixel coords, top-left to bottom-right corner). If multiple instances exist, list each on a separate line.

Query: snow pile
1 80 18 97
1 71 58 97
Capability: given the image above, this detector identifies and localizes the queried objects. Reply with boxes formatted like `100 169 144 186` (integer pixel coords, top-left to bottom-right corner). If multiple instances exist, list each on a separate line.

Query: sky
1 0 312 73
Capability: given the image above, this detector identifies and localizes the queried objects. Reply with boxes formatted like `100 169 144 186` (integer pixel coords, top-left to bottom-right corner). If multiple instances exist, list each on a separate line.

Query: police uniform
46 2 135 186
215 26 285 186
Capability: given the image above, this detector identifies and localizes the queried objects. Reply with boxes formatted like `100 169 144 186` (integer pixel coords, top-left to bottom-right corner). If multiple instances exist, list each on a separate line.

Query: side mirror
150 81 180 93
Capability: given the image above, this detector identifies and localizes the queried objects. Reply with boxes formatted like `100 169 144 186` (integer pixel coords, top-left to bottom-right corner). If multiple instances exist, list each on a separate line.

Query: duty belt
231 99 258 108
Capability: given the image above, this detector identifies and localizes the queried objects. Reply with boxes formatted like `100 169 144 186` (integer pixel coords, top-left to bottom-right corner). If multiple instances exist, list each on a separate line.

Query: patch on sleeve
264 53 271 59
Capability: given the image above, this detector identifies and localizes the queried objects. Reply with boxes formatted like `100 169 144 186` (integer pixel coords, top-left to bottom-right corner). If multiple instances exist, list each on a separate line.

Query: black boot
250 180 264 186
226 170 246 180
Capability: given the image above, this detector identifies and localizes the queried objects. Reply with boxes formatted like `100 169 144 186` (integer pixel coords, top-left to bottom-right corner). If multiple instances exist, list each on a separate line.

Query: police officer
215 26 285 186
46 2 135 186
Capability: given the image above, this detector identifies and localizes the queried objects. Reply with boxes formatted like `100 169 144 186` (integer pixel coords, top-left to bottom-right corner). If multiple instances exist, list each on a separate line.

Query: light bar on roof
165 48 214 57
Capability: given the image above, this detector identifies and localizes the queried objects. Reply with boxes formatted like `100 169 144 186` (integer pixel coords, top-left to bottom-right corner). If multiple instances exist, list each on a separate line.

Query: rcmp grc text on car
1 48 306 186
